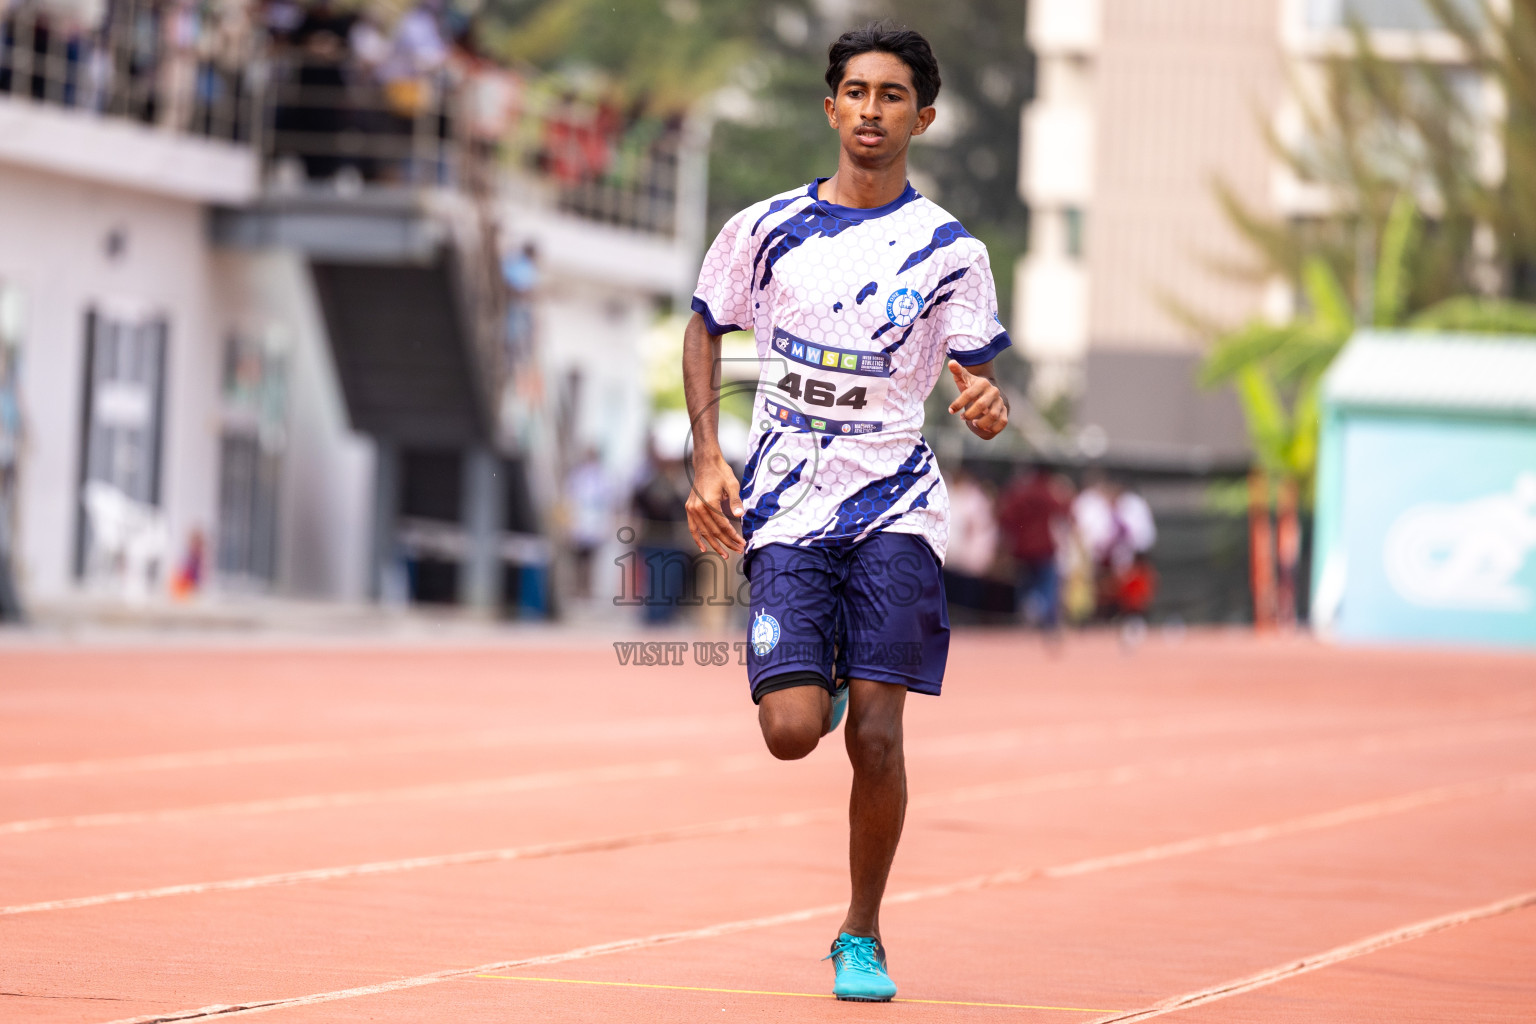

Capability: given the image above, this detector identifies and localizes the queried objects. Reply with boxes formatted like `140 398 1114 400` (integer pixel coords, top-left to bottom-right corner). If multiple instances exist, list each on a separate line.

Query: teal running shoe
827 679 849 734
824 932 896 1002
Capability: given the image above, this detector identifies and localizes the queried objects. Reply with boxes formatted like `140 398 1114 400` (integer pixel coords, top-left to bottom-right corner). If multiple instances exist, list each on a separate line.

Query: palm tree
1203 188 1536 627
1191 0 1536 627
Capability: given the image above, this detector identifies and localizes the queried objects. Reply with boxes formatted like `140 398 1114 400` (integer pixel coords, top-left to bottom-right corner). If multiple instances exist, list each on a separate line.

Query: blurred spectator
450 21 518 149
503 241 538 365
540 89 625 186
158 0 198 131
1076 476 1158 621
348 8 389 71
379 0 445 116
943 467 998 610
1106 551 1158 622
1071 471 1118 569
999 465 1073 630
284 0 355 179
263 0 305 43
630 449 691 625
170 527 205 599
1103 484 1158 625
1 1 85 104
1113 485 1157 570
564 447 613 601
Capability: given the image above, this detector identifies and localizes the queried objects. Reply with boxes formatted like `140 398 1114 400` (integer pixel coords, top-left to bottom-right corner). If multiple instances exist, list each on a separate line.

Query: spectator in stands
285 0 356 179
450 19 518 150
380 0 446 112
157 0 199 131
999 464 1073 631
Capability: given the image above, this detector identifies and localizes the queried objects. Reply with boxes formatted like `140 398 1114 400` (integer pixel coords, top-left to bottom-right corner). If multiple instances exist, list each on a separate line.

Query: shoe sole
835 995 894 1002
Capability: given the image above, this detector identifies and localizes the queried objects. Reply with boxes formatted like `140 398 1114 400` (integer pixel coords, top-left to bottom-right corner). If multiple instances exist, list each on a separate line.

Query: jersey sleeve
935 245 1012 367
690 208 754 335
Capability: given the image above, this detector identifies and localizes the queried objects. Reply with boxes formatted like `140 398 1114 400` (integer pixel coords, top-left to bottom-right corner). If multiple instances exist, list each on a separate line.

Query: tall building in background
1015 0 1487 470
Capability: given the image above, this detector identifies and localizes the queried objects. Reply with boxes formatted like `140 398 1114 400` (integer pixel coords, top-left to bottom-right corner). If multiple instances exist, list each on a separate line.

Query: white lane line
0 711 1289 835
1084 889 1536 1023
91 773 1535 1024
9 713 1534 839
6 709 1529 878
0 716 747 782
10 723 1535 911
0 710 1247 783
9 703 1464 784
0 756 760 836
0 807 844 916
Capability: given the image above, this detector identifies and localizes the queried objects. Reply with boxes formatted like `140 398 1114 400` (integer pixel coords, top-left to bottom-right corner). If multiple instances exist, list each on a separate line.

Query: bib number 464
775 372 867 410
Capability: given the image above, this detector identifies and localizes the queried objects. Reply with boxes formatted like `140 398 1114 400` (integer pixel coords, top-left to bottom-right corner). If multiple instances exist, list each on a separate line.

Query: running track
2 631 1534 1022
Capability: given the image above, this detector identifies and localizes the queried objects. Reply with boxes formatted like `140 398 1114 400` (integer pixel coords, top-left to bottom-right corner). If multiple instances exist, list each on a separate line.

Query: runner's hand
947 360 1009 440
686 452 746 556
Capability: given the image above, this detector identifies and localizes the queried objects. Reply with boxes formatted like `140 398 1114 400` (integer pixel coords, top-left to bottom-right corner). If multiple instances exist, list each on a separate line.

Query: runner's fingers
723 476 744 518
690 496 743 556
957 381 996 419
947 359 968 391
949 379 987 415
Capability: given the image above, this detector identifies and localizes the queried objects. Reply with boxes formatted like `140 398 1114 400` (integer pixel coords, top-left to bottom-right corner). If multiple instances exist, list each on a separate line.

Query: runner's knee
845 712 902 774
757 685 828 760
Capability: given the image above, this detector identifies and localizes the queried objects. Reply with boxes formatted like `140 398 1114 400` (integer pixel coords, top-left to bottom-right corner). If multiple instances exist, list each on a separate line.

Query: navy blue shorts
743 533 950 702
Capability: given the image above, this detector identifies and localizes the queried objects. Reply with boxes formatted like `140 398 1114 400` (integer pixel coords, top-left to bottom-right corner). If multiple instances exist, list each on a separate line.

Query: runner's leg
758 684 832 760
746 543 842 759
840 676 907 940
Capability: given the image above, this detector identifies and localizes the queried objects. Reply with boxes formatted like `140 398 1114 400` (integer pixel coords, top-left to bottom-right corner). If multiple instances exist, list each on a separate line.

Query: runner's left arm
946 359 1010 440
933 243 1012 442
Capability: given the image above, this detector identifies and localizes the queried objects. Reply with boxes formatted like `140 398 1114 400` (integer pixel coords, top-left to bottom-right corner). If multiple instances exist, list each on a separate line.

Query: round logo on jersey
886 288 924 327
750 610 781 657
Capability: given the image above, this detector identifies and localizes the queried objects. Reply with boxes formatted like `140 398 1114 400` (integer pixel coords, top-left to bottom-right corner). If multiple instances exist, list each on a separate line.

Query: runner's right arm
682 312 745 557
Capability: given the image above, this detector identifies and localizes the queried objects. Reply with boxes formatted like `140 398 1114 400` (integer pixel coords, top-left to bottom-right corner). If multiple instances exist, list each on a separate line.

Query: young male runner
682 23 1010 1002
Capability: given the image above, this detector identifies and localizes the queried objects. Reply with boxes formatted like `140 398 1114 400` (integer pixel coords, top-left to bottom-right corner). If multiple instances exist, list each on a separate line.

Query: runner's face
825 51 934 167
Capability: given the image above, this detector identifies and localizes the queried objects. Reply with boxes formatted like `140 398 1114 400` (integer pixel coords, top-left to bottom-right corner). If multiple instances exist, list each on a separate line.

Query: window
1063 207 1086 260
74 307 170 582
216 327 288 585
1306 0 1483 31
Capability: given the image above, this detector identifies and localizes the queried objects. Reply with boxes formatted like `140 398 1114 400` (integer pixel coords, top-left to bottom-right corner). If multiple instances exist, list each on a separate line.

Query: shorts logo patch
886 288 924 327
750 609 781 657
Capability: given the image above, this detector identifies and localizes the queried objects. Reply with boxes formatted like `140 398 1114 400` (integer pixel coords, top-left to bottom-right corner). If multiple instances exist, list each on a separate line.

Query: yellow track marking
473 974 1118 1012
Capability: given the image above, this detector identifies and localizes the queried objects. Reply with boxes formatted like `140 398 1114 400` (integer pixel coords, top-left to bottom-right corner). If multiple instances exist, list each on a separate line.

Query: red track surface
2 631 1534 1022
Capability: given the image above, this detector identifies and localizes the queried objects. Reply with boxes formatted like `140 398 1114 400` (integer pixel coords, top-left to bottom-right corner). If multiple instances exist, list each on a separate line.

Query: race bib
762 327 889 435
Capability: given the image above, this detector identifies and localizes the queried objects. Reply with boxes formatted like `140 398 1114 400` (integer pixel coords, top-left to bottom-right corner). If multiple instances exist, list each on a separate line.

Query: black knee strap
751 670 835 705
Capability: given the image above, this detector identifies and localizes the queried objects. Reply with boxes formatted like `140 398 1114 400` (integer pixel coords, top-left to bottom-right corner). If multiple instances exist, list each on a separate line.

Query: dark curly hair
825 23 941 110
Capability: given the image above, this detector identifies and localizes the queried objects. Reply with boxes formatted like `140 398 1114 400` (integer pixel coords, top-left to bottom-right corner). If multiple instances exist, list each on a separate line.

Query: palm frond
1409 297 1536 333
1301 257 1355 335
1374 193 1420 326
1200 321 1306 388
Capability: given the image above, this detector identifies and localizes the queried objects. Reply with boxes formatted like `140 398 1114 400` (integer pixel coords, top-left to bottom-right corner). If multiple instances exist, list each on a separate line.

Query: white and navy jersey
692 179 1011 562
